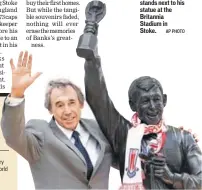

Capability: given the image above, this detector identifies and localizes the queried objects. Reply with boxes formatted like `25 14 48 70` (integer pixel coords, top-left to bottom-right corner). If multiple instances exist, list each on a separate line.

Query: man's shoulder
25 119 49 132
81 117 112 146
80 118 98 127
166 125 195 144
167 125 190 135
80 117 102 134
167 125 181 131
26 119 49 125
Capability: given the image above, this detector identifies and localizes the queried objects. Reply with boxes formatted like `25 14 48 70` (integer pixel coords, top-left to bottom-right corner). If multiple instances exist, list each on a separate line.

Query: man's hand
179 126 199 142
10 51 42 98
151 154 174 185
140 153 174 185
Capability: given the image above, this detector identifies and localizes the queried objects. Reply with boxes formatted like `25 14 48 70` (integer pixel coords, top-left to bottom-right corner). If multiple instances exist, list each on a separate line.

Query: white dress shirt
55 120 100 166
6 95 100 166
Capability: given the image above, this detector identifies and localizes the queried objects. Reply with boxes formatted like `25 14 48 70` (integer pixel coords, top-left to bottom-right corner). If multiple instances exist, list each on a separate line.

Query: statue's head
128 76 167 125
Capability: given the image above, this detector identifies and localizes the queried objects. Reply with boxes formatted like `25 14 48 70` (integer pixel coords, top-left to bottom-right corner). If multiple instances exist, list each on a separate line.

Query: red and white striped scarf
119 113 166 190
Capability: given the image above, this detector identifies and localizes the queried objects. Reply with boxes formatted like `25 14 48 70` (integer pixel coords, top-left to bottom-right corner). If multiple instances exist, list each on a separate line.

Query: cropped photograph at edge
0 0 202 190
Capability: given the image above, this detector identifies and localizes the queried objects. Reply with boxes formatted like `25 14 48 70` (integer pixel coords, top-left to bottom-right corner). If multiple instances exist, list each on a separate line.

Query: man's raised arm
1 51 43 163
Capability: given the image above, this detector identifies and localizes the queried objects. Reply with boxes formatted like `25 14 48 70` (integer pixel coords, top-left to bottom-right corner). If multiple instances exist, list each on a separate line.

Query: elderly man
1 51 113 189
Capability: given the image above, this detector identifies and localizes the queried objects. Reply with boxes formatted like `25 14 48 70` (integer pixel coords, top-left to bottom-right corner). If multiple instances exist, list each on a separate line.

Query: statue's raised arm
76 1 132 172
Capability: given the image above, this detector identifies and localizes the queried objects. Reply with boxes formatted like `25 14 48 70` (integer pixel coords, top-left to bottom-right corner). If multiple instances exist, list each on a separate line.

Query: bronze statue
77 1 202 189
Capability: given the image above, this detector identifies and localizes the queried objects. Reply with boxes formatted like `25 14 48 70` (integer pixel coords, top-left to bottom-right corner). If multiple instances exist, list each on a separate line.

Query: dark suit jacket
84 57 202 189
1 98 113 189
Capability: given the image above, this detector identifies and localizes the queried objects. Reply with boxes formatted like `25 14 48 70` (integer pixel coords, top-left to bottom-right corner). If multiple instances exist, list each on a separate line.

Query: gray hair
44 78 84 111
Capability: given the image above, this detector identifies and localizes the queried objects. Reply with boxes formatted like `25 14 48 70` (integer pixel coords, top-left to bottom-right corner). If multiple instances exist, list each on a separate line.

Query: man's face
49 86 83 130
135 86 165 125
